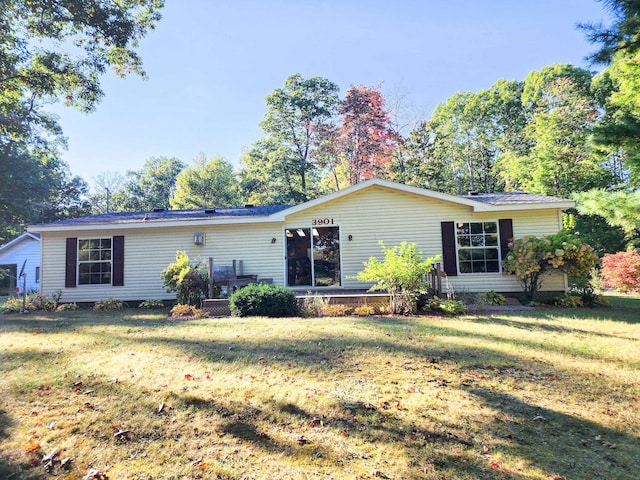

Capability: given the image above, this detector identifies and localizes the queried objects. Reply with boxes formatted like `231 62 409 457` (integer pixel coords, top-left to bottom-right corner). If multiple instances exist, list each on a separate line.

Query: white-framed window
456 221 500 274
77 238 112 285
35 266 40 283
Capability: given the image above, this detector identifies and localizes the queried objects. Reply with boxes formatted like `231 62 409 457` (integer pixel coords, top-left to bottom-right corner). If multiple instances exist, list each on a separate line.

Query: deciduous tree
171 155 241 209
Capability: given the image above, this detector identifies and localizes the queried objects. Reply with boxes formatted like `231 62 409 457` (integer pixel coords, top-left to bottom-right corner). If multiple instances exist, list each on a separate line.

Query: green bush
355 241 439 315
476 291 507 306
161 251 208 306
138 299 165 309
423 296 468 316
229 283 299 317
93 298 127 311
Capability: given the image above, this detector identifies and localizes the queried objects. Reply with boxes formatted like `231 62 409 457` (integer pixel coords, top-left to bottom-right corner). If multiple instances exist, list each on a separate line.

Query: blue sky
51 0 608 186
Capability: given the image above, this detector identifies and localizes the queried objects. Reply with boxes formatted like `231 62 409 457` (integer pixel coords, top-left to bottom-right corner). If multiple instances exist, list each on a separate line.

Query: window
286 226 341 287
456 222 500 273
35 266 40 283
78 238 112 284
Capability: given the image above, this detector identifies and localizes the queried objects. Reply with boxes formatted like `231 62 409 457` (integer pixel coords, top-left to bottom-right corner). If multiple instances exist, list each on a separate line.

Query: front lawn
1 296 638 479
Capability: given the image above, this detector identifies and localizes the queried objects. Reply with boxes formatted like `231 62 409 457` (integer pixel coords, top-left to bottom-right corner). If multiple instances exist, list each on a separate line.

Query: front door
286 226 341 287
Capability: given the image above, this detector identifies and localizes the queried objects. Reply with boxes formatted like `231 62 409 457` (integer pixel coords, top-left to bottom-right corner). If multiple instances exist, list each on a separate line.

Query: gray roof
35 205 291 227
460 191 571 205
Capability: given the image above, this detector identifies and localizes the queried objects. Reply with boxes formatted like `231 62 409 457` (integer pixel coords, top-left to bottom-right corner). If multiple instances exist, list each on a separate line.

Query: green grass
0 295 639 479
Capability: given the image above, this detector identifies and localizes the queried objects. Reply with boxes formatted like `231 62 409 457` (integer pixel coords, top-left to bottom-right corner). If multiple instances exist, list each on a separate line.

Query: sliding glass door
286 226 341 287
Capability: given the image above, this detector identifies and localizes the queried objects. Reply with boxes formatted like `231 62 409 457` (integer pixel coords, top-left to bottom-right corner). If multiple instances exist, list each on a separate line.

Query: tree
119 157 185 211
400 80 525 195
171 155 241 209
356 241 439 315
242 74 339 203
574 189 640 241
0 0 163 239
336 85 402 187
580 1 640 183
600 249 640 292
579 0 640 64
0 146 88 242
500 65 614 197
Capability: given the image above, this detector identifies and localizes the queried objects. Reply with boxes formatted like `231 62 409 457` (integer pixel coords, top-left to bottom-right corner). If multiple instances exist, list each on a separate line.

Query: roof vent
152 207 165 212
468 191 479 196
204 208 216 214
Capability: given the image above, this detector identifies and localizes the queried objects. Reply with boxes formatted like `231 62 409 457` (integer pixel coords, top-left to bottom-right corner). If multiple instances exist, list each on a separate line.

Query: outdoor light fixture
193 232 206 245
348 235 353 241
271 237 277 244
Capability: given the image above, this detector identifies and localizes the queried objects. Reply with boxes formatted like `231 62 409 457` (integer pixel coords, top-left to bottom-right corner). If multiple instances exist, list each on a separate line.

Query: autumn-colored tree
600 249 640 292
241 74 339 203
335 85 402 186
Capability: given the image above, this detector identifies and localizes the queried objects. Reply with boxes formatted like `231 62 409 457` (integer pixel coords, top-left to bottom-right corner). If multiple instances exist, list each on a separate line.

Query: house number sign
312 218 334 225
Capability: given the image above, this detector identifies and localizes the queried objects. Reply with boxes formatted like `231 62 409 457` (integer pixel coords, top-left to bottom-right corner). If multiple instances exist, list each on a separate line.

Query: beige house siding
283 185 566 293
38 182 570 302
41 222 284 303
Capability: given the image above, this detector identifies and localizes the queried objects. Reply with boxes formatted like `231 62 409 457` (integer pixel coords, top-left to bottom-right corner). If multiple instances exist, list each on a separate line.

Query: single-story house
28 179 574 303
0 232 41 295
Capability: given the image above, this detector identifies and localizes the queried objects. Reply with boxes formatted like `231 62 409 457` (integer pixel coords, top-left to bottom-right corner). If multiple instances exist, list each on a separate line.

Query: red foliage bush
600 250 640 293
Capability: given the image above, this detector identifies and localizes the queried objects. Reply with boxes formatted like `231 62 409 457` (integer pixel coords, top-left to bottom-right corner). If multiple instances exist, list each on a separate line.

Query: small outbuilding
0 232 41 295
28 179 574 303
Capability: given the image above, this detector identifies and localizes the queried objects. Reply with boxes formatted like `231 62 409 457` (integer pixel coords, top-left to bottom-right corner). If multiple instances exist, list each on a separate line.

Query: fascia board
28 215 284 233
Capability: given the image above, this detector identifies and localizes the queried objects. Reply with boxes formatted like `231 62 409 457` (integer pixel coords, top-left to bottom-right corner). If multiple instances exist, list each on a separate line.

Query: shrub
161 251 209 306
353 305 376 316
503 232 598 301
56 303 79 311
355 241 439 315
476 291 507 306
556 293 584 308
169 304 207 319
423 296 468 316
0 291 63 313
93 298 126 311
600 249 640 293
438 300 468 316
319 304 352 316
0 297 23 313
138 299 165 309
229 283 298 317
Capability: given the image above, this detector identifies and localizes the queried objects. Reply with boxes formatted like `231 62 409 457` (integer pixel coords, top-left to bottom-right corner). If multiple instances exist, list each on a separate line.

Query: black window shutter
65 238 77 288
498 219 514 260
112 236 125 286
440 221 458 276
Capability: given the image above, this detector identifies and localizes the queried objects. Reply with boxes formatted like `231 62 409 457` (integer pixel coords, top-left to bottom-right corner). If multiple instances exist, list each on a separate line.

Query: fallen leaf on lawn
23 438 41 452
42 448 60 463
114 428 133 440
549 374 557 380
184 374 193 380
308 417 322 428
491 462 500 468
83 467 107 479
156 401 166 414
296 435 309 445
